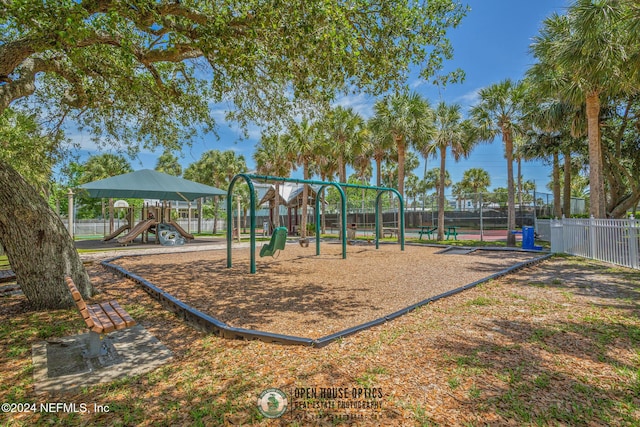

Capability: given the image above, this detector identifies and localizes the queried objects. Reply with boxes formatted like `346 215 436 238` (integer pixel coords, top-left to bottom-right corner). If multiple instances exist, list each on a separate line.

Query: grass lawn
1 255 639 426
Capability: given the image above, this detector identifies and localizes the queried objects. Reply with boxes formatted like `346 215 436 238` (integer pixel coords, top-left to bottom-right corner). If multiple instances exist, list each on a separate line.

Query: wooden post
67 189 74 238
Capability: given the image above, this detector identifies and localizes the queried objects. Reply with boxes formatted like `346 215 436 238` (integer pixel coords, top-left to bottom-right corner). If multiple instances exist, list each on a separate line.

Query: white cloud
454 88 481 108
332 93 375 119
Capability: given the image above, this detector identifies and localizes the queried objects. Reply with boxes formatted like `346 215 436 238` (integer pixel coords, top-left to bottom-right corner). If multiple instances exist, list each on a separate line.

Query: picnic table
418 226 437 240
382 227 399 238
446 226 458 240
418 226 458 240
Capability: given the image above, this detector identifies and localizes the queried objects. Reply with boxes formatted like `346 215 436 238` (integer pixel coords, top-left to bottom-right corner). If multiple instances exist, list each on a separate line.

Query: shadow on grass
431 316 640 425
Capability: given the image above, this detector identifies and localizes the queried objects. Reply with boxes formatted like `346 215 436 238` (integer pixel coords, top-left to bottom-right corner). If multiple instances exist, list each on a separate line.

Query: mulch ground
1 245 639 426
111 243 540 338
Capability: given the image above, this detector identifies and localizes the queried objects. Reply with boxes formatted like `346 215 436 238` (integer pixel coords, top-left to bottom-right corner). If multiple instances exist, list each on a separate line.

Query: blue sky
71 0 571 194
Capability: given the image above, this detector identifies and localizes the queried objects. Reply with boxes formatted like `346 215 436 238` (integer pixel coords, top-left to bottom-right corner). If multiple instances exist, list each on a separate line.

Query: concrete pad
436 247 478 255
32 325 172 394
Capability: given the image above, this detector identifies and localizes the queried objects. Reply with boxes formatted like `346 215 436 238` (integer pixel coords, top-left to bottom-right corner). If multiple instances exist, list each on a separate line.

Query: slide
157 223 186 246
103 223 131 242
168 220 195 241
117 219 157 245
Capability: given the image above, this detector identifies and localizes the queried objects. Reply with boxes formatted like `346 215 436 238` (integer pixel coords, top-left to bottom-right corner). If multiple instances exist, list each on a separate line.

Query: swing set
226 173 405 273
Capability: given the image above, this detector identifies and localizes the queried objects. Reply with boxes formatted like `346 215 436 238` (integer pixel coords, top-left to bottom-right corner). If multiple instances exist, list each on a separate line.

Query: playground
111 243 542 340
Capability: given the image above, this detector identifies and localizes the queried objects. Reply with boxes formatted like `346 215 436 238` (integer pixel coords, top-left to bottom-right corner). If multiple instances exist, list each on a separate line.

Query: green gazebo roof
78 169 226 201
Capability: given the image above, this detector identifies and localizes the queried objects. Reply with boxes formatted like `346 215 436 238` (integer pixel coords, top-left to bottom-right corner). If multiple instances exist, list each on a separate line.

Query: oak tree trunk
0 160 93 309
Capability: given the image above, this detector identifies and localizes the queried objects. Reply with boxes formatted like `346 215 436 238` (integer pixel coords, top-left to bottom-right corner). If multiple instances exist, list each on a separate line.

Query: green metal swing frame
227 173 404 274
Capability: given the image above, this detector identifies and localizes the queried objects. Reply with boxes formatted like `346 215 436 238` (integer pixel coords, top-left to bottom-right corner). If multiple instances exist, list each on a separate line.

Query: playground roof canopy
257 182 320 208
78 169 226 201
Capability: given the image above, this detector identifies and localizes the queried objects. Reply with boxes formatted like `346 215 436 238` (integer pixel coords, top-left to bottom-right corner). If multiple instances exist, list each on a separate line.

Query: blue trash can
522 226 542 250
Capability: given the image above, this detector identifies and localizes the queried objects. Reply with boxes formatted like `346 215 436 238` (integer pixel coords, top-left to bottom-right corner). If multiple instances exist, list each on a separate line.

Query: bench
65 276 136 358
382 227 399 238
418 226 437 240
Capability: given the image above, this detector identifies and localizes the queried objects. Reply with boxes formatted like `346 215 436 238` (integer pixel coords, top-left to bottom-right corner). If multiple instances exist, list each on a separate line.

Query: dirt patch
112 243 540 339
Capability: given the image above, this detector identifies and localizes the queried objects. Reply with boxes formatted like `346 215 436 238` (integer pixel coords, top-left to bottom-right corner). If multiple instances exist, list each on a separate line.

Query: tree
459 168 491 210
430 102 473 240
471 79 527 246
284 119 318 239
0 1 466 308
155 151 182 177
370 91 434 201
424 168 452 195
78 154 133 232
184 150 246 233
253 133 294 228
320 107 366 184
528 1 636 217
0 108 63 195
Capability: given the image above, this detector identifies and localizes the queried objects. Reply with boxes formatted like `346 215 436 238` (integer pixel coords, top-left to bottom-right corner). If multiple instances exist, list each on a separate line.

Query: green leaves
2 0 467 139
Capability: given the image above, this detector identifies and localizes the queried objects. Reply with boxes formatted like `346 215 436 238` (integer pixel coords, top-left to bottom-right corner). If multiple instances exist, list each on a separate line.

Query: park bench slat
109 300 136 328
88 303 117 333
86 304 107 333
65 276 136 335
98 302 127 330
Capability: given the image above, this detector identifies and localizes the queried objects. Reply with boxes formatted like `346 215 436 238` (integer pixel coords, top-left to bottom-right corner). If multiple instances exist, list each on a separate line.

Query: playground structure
102 203 194 246
226 173 405 273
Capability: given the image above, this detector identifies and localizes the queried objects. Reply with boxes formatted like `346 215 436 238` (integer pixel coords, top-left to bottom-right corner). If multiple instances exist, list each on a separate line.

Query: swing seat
260 227 288 257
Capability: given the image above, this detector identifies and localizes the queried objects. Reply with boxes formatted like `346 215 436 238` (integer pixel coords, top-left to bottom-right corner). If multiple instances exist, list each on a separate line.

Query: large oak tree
0 0 466 309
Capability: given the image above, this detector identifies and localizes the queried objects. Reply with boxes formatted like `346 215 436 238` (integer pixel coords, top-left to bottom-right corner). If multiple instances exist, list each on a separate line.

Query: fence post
629 215 639 269
551 218 564 253
479 193 484 242
589 215 596 259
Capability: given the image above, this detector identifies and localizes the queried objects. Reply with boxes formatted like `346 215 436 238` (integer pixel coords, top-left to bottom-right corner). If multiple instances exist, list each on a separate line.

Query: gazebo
257 182 320 235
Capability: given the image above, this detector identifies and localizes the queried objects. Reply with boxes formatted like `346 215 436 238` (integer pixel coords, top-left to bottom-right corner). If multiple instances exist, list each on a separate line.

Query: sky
69 0 572 194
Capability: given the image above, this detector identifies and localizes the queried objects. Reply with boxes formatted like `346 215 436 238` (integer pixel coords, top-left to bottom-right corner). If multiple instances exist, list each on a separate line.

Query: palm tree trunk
586 91 605 218
517 158 523 208
437 146 446 241
376 156 383 239
301 162 309 238
552 152 562 218
563 149 572 217
396 137 405 197
505 131 516 247
212 196 219 234
274 182 280 228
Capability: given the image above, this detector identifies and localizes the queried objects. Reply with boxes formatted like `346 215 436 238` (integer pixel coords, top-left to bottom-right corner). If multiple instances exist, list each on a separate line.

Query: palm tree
315 146 339 234
284 119 318 239
322 106 367 183
470 79 527 246
79 154 133 233
370 91 434 198
424 168 451 196
459 168 491 210
183 150 246 233
155 150 182 176
367 117 395 188
430 102 473 240
253 133 293 228
528 1 633 217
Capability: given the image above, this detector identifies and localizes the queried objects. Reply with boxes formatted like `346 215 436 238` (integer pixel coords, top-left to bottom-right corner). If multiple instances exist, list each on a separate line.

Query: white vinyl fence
534 218 552 242
66 219 227 236
550 217 640 270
